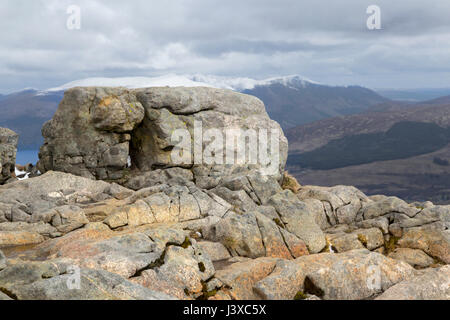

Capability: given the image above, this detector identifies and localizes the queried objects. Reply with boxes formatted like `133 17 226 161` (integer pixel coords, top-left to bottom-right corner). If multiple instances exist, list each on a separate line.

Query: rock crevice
37 87 288 187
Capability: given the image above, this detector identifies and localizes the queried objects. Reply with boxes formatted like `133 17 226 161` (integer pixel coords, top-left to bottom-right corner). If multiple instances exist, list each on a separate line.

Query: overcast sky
1 0 450 93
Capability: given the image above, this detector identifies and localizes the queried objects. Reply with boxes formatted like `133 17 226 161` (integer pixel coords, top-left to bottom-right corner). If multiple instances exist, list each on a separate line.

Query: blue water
16 150 39 165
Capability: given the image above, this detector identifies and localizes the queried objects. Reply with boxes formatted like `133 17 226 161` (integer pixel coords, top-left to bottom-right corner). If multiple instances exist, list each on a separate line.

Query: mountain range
1 73 450 203
0 74 390 149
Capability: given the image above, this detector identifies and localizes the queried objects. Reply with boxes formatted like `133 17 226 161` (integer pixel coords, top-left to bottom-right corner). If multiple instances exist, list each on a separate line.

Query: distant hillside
286 100 450 204
420 95 450 105
287 101 450 153
0 90 63 149
244 82 388 129
376 88 450 102
288 121 450 170
294 145 450 204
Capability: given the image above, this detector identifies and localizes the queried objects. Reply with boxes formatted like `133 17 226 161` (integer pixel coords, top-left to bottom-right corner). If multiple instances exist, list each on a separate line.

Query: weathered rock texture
376 265 450 300
0 87 448 300
0 169 448 300
37 87 287 187
0 128 18 184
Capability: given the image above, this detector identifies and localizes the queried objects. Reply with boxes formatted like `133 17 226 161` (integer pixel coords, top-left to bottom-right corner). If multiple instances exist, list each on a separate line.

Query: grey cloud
1 0 450 92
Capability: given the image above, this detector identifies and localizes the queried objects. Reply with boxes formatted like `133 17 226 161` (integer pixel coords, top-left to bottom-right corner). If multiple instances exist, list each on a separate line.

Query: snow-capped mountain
1 74 388 149
188 74 320 91
43 74 319 93
44 75 216 93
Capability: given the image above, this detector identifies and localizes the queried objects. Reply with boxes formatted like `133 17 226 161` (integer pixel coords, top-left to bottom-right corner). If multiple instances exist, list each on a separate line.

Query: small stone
197 241 231 262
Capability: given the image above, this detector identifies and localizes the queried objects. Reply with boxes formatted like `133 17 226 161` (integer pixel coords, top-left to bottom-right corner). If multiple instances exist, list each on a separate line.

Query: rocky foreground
0 87 448 300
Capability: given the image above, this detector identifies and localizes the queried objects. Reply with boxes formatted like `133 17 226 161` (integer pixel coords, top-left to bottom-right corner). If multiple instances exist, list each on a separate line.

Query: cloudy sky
1 0 450 93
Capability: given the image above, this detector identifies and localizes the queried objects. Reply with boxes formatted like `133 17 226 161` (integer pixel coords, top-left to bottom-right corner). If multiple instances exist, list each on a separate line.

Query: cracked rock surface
0 87 448 300
37 87 288 186
1 167 448 300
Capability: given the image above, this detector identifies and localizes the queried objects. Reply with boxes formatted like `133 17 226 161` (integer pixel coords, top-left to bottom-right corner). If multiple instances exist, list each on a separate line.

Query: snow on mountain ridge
44 75 216 92
190 74 321 91
43 74 320 94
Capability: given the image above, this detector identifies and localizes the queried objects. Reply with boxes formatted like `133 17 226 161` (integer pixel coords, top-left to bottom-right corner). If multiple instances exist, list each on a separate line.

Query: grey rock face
197 241 231 262
130 236 216 299
207 211 265 258
0 222 57 236
0 260 175 300
324 228 385 254
397 223 450 264
38 87 287 186
37 88 143 180
254 249 414 300
297 185 370 226
268 190 326 253
361 196 420 220
0 165 448 300
0 171 117 225
387 248 435 268
376 265 450 300
0 128 18 184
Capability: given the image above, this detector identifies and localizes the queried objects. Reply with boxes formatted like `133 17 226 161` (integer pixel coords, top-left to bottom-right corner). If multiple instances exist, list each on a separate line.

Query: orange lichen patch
27 228 116 261
131 270 190 300
0 231 45 247
288 239 309 258
214 257 278 300
82 198 127 222
0 243 42 259
98 96 120 107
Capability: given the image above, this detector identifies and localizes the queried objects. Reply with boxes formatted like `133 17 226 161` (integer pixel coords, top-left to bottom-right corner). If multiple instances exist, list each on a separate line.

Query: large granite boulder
0 171 125 224
37 87 287 187
376 265 450 300
0 128 18 184
0 259 175 300
253 249 415 300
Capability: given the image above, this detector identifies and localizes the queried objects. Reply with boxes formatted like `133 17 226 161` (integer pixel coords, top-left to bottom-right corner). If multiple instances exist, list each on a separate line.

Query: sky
1 0 450 93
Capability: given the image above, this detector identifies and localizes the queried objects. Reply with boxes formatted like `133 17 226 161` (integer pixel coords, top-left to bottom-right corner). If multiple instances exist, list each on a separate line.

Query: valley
287 99 450 204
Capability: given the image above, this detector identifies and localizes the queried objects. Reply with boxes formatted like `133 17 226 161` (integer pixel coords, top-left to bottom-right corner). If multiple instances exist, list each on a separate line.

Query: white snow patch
15 167 30 180
44 74 216 92
191 74 321 91
41 74 321 94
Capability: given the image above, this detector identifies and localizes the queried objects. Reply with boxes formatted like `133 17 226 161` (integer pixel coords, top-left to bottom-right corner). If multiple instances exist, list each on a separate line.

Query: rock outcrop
0 87 448 300
37 87 288 188
376 265 450 300
0 168 448 300
0 128 18 184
